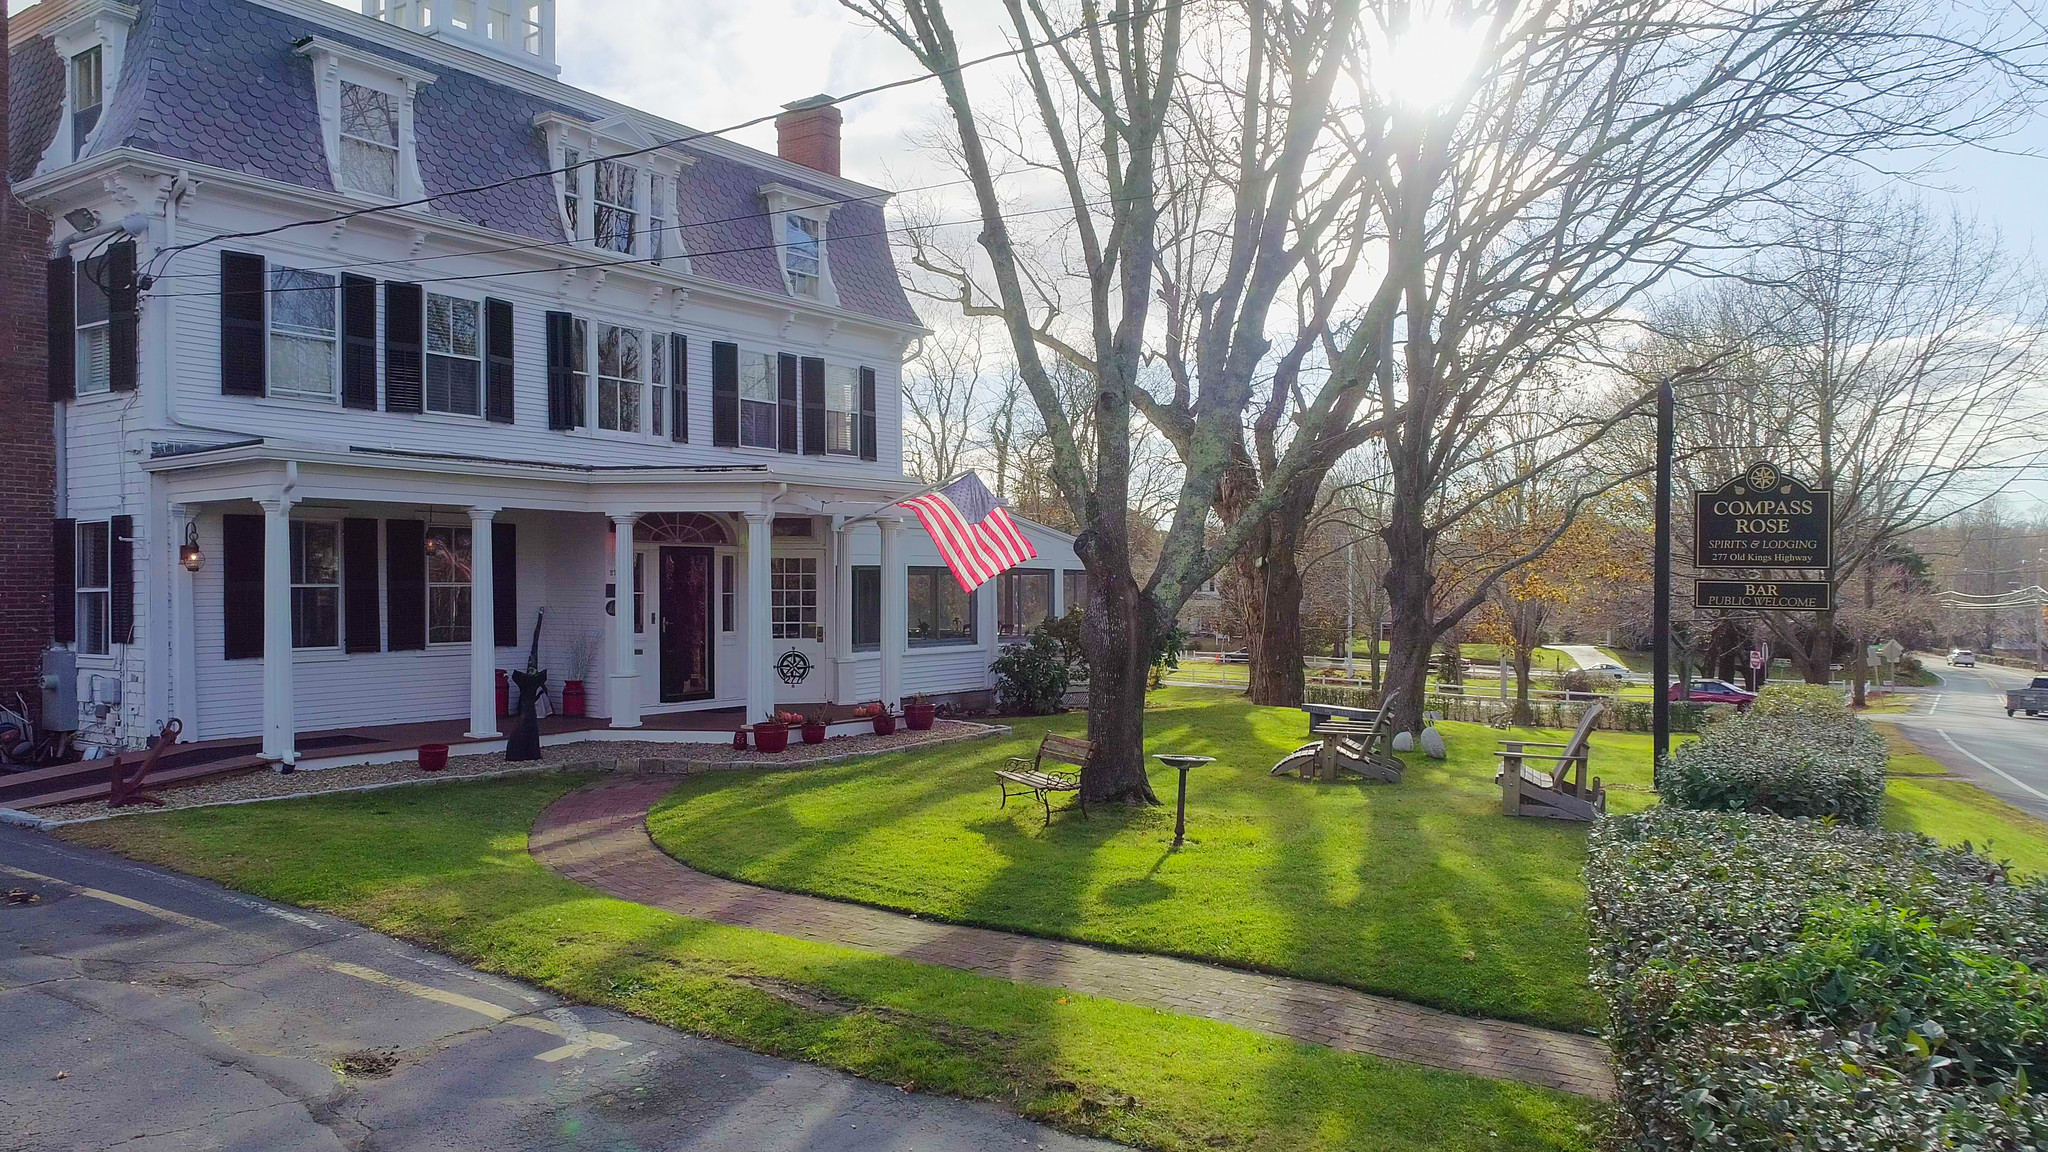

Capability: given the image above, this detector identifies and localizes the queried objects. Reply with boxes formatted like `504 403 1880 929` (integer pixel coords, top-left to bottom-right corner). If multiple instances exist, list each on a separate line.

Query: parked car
1579 661 1631 676
1668 679 1758 709
2006 677 2048 717
1949 649 1978 667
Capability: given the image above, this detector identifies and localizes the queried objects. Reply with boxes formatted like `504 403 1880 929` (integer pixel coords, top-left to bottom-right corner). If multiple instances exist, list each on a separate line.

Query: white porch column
832 517 856 702
744 511 774 723
258 498 295 765
608 513 642 728
466 507 499 738
169 503 199 741
878 516 905 711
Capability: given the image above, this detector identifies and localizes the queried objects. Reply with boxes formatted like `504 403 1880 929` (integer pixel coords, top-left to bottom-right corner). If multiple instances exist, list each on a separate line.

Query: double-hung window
908 566 975 645
561 147 582 240
290 521 340 649
425 525 472 644
784 213 821 297
738 352 778 449
648 333 666 438
74 253 111 396
996 570 1052 639
74 521 110 655
851 565 880 650
338 81 399 198
269 268 339 401
649 175 669 264
825 364 859 454
594 159 638 254
598 325 642 432
425 293 482 415
70 47 102 161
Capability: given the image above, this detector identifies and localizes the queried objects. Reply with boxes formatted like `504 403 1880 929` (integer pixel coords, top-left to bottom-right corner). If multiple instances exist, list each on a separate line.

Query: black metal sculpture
506 609 546 762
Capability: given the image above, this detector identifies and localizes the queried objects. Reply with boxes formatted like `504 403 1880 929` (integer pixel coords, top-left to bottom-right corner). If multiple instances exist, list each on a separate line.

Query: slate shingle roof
6 0 918 327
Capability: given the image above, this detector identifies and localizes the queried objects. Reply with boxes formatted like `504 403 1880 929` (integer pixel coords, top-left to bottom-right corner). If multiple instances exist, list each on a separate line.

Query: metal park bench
1495 703 1606 821
997 733 1095 826
1269 692 1404 784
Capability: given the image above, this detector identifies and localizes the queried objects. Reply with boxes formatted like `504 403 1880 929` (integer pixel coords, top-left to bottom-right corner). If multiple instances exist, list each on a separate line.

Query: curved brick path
530 776 1616 1100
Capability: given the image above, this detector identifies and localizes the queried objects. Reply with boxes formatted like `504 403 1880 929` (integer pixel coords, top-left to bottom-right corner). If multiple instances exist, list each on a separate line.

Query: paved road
1886 659 2048 822
0 826 1122 1152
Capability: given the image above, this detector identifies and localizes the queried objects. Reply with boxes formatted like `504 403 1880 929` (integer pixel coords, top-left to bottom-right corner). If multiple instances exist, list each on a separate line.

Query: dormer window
561 148 582 239
70 48 103 161
594 159 639 254
760 184 840 306
339 82 400 198
296 38 433 204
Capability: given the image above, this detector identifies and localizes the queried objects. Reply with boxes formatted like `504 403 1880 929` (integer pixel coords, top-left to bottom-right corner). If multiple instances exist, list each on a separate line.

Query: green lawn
652 688 1661 1033
61 772 1604 1152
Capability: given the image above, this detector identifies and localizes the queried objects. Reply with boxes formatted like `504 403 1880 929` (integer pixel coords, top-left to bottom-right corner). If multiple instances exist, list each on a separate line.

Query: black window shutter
342 518 381 653
107 240 138 393
777 352 799 454
47 259 75 402
485 297 515 424
222 514 264 659
670 334 687 443
109 513 133 644
384 519 427 651
341 275 379 409
711 340 738 446
858 366 878 461
545 310 575 430
220 252 267 396
384 281 424 413
493 521 517 647
52 519 76 643
801 356 826 456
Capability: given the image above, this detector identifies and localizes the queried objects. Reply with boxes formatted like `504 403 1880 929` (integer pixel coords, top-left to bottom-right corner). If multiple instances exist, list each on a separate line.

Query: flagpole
837 472 967 528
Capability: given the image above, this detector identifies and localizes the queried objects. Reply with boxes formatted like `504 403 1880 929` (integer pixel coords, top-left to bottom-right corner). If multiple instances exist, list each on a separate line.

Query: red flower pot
418 743 449 772
562 680 587 717
753 723 790 754
904 702 936 731
732 729 749 750
801 722 828 745
871 712 897 736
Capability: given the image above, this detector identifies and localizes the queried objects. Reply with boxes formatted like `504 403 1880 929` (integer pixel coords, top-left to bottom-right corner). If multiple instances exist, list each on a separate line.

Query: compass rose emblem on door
776 648 814 685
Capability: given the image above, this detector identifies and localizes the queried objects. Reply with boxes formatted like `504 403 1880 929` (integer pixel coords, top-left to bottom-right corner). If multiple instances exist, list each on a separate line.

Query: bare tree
901 318 993 483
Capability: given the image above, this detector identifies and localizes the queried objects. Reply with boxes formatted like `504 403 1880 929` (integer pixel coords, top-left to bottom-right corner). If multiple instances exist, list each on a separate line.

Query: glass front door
770 553 827 705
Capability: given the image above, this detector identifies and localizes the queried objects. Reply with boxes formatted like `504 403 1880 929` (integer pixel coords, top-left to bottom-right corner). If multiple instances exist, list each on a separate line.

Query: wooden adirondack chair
1495 702 1605 821
1270 691 1404 784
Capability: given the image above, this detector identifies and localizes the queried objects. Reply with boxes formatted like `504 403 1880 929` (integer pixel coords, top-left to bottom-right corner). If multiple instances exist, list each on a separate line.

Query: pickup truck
2005 677 2048 717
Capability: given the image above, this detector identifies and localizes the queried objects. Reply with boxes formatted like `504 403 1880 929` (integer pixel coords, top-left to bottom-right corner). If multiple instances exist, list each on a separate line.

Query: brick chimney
775 95 842 178
1 7 58 721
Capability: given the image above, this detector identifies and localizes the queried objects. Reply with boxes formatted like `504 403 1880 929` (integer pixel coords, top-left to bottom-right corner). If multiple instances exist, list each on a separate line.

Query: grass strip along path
64 769 1607 1152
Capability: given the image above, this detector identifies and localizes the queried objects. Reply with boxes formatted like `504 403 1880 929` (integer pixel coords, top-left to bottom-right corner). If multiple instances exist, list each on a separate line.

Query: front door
659 546 714 702
771 553 828 706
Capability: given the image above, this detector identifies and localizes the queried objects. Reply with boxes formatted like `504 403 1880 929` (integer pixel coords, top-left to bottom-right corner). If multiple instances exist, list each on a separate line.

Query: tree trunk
1077 548 1160 806
1513 646 1534 726
1851 637 1869 707
1245 525 1307 706
1380 507 1436 733
1803 613 1835 685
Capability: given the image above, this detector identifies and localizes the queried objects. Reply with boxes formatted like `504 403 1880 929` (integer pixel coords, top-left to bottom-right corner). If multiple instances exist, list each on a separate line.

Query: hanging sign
1694 461 1831 570
1694 579 1832 612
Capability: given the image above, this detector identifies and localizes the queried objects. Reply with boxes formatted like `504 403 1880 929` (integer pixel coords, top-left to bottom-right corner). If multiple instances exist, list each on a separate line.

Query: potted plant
857 702 896 736
800 710 829 745
418 743 449 772
752 712 791 754
561 631 597 718
903 694 937 731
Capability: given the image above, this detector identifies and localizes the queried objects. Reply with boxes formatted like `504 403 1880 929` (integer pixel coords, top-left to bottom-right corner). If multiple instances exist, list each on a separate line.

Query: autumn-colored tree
1468 509 1632 724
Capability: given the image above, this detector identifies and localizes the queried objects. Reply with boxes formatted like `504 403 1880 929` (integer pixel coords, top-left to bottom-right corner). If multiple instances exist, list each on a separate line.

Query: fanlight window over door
633 513 731 546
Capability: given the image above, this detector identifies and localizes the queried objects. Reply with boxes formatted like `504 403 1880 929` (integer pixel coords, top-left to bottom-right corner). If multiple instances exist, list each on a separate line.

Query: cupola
360 0 558 78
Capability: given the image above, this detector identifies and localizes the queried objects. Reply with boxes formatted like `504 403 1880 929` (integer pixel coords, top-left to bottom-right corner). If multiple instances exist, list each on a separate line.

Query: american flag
899 473 1037 592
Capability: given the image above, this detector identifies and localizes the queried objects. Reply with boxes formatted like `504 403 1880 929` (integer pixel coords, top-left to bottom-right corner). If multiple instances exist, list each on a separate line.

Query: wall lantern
179 522 204 572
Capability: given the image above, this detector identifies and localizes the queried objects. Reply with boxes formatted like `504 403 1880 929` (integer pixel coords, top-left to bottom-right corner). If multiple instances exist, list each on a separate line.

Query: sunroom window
339 82 399 198
269 267 339 401
595 159 638 254
598 325 642 432
425 294 482 415
739 352 777 449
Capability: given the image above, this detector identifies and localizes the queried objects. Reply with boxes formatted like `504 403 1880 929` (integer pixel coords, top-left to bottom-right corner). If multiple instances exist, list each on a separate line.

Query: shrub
1657 684 1888 824
990 628 1071 715
1588 808 2048 1150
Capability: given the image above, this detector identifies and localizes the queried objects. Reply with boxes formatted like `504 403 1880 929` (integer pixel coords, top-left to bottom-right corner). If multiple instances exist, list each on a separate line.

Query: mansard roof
6 0 920 328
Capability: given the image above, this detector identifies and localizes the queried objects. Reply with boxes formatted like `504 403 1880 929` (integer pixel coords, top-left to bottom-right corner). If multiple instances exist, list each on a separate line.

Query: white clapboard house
7 0 1080 769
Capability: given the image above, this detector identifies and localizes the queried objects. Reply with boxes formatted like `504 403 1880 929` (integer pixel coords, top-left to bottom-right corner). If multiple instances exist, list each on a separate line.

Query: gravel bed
37 720 1006 824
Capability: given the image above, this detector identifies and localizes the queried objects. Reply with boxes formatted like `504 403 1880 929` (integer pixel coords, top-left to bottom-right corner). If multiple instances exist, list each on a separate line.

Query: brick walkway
530 776 1616 1100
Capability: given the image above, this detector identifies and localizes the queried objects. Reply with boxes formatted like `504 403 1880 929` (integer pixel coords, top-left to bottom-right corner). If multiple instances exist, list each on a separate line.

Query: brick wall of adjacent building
1 8 58 720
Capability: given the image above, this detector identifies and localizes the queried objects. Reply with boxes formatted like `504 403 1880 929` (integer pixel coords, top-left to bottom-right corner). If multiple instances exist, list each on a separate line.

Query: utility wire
147 0 1194 278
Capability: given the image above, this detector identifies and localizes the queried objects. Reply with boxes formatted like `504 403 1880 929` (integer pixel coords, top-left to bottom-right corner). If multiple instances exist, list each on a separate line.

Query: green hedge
1656 684 1888 824
1588 809 2048 1150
